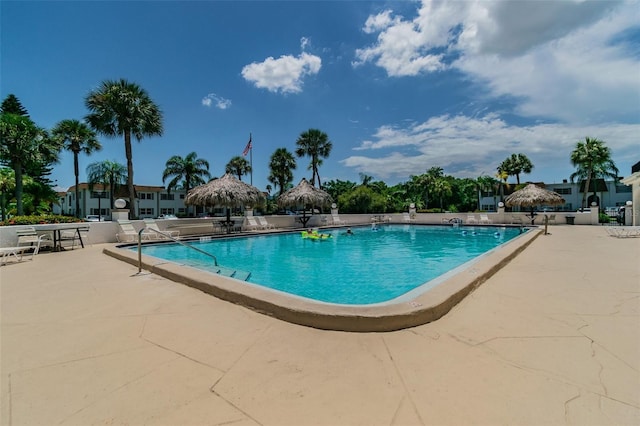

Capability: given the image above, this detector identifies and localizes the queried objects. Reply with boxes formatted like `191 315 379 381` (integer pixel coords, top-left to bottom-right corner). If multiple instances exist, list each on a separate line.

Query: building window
139 192 155 200
178 208 186 213
615 184 631 193
160 208 175 215
90 208 109 216
139 208 154 216
160 193 175 200
481 204 495 211
554 187 572 195
91 191 107 199
480 190 494 197
179 194 185 199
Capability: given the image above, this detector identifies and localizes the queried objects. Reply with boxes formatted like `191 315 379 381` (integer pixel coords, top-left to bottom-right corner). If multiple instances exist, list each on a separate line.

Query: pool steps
185 259 252 281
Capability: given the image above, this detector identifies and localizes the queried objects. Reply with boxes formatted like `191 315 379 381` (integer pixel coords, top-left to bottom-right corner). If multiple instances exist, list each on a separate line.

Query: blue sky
3 0 639 193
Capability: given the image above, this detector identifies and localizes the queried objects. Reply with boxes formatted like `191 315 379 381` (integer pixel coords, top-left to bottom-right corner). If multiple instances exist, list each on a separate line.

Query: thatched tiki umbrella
278 178 333 227
185 173 264 233
504 183 565 233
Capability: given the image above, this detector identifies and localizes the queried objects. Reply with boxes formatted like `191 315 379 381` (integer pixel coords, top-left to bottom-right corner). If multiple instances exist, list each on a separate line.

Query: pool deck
1 225 639 425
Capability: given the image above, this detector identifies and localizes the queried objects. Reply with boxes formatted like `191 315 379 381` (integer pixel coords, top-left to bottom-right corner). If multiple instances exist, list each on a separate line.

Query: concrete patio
1 225 638 425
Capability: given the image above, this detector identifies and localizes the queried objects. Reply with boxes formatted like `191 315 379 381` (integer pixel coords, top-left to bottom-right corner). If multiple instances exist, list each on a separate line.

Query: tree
295 128 332 187
323 179 357 204
0 113 61 215
338 185 387 214
1 94 29 117
52 119 102 218
495 168 510 203
430 177 453 211
498 153 534 185
0 167 16 220
267 148 296 196
86 160 127 215
570 137 619 209
225 156 251 181
22 177 59 215
163 152 210 216
85 79 163 219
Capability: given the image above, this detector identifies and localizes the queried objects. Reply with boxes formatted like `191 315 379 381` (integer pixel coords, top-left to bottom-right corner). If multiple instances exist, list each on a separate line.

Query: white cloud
342 114 640 182
354 0 640 124
300 36 310 51
201 93 232 110
241 52 322 94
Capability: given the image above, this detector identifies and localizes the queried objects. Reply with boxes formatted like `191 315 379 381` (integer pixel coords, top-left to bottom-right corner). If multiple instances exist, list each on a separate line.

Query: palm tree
163 152 210 216
295 128 332 187
570 137 619 209
85 79 163 219
86 160 127 214
431 177 453 211
52 119 102 218
225 156 251 181
268 148 296 196
498 153 534 185
495 168 510 203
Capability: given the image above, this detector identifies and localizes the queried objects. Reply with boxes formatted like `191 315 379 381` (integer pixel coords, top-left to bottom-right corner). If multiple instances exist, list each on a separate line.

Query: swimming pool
135 225 524 305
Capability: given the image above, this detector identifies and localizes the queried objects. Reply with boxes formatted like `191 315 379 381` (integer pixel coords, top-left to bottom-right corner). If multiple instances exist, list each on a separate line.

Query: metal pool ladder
137 228 251 281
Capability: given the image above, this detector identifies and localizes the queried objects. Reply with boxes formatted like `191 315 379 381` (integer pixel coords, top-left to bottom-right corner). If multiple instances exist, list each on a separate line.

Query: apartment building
479 178 632 212
54 183 190 219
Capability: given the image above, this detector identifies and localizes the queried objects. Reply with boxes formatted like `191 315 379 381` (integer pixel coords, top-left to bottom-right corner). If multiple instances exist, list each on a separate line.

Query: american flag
242 135 252 156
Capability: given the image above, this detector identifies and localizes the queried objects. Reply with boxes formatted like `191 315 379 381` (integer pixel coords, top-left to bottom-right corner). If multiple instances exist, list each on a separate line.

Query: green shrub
598 213 612 224
0 215 84 226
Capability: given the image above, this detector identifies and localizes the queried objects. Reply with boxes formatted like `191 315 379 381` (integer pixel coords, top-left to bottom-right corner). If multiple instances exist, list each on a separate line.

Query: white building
53 183 191 219
479 178 632 212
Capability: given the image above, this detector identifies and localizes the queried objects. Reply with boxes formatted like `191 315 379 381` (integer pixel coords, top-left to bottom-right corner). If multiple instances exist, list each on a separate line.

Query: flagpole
249 132 253 186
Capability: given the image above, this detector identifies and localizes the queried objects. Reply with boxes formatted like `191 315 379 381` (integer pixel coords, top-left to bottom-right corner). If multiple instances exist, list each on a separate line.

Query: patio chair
244 216 262 231
331 213 347 225
1 235 46 265
479 214 492 224
466 214 477 224
116 220 153 242
143 218 180 239
59 225 91 249
256 216 276 229
16 227 54 250
510 215 523 225
402 213 414 224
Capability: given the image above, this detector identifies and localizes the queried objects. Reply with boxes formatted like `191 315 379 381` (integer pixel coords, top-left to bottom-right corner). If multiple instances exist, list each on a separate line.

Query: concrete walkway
1 225 638 425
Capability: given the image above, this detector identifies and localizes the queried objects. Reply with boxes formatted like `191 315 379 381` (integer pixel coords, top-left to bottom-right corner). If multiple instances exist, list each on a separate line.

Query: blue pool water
136 225 523 305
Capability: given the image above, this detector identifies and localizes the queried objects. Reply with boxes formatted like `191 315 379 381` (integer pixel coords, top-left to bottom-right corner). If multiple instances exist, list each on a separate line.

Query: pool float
301 231 332 240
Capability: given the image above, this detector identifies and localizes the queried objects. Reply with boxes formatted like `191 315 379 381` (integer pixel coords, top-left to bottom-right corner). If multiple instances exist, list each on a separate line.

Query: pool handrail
137 227 218 274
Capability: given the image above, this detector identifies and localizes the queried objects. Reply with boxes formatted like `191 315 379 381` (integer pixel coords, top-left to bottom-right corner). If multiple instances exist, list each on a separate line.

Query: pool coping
103 226 541 332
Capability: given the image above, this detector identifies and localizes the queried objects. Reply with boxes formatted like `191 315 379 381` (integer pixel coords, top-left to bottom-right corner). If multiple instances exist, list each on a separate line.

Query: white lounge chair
1 235 47 265
331 214 347 225
143 218 180 239
466 215 477 224
402 213 414 223
116 220 152 242
479 214 491 224
244 217 262 231
256 216 276 229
